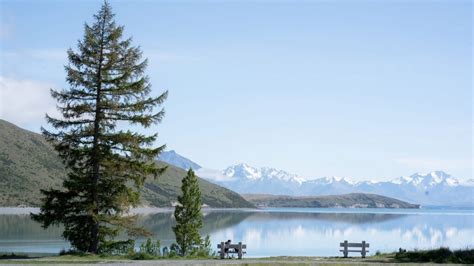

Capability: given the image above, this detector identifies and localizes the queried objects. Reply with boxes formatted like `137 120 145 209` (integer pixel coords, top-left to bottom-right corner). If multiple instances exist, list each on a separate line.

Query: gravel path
0 259 463 266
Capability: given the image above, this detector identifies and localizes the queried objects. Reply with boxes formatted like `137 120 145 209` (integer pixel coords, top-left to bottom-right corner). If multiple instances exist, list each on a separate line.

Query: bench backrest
340 242 369 248
217 243 247 249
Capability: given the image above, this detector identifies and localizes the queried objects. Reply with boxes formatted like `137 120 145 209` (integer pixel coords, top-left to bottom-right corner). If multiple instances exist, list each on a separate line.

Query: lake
0 207 473 257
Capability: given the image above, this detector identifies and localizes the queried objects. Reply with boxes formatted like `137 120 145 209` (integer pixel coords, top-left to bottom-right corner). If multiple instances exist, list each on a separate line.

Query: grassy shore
1 248 473 265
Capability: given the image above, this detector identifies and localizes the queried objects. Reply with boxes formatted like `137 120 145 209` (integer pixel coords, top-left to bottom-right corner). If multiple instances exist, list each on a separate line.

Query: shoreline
0 207 259 215
0 253 469 265
1 206 473 216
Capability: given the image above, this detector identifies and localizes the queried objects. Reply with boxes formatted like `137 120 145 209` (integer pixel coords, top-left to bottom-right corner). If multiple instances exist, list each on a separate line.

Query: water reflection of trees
137 211 254 240
0 214 63 240
1 210 471 249
0 211 405 241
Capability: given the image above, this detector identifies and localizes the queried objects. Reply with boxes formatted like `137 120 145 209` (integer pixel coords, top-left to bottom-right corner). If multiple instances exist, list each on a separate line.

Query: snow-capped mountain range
223 163 306 184
159 151 474 207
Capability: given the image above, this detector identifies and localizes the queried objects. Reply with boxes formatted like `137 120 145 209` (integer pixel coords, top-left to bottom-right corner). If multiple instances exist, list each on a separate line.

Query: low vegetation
3 249 473 264
55 237 214 260
394 247 474 264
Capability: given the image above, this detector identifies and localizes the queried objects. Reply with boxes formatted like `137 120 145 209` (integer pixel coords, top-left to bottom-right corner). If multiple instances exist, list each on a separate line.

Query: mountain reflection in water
0 208 472 256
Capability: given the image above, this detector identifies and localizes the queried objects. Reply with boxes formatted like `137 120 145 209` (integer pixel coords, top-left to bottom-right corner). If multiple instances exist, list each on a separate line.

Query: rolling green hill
243 193 419 208
0 119 254 208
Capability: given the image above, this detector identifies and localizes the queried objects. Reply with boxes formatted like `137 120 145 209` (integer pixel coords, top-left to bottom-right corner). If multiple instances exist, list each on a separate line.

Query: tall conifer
173 169 203 256
31 2 167 253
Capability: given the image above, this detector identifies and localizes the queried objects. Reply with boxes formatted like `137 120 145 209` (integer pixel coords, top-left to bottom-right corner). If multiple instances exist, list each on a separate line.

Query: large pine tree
31 2 167 253
173 169 204 256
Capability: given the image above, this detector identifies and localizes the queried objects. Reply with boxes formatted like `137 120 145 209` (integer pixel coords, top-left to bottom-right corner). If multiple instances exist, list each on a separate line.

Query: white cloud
1 49 66 62
195 168 235 182
0 76 58 130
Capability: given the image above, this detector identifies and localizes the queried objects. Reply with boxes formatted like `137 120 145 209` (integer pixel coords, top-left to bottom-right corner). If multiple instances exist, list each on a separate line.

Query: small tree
172 169 203 256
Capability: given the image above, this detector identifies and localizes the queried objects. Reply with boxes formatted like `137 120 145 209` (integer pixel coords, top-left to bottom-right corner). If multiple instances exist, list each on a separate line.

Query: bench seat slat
218 244 247 249
340 243 369 247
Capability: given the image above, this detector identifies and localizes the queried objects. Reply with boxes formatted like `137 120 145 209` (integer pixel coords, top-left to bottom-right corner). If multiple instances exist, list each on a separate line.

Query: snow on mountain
199 163 473 207
223 163 305 184
391 171 460 187
155 150 473 207
308 176 357 185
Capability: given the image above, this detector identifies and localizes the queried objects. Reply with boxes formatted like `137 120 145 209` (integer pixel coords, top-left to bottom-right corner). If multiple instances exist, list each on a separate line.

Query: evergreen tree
31 2 167 253
173 169 204 256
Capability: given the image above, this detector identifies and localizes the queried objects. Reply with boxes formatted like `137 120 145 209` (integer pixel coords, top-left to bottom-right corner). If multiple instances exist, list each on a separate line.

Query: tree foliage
31 2 167 253
172 169 203 256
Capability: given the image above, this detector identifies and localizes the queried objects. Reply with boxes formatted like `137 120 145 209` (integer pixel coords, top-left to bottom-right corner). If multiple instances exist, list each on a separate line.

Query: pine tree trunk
89 74 102 253
89 14 107 254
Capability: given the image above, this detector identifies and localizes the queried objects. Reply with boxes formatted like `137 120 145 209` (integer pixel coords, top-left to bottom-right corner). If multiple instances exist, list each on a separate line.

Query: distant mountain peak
158 150 201 171
392 171 459 187
307 176 357 185
200 165 474 207
223 163 305 184
386 171 462 188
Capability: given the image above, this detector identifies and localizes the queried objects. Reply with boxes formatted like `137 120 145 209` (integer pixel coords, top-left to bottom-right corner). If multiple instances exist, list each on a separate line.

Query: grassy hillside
0 120 65 206
244 193 419 208
0 119 254 208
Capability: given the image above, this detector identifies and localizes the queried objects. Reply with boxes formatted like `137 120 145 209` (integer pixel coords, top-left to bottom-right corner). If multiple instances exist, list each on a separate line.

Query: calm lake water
0 208 473 257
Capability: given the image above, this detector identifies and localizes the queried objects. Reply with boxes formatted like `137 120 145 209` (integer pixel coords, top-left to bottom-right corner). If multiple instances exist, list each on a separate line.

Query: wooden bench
339 240 369 258
217 241 247 259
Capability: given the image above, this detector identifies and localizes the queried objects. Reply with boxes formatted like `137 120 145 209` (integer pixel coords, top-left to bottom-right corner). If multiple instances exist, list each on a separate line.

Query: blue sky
0 0 472 181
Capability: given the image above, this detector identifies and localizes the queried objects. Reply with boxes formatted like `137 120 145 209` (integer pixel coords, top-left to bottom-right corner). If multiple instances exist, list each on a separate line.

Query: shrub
140 239 161 256
98 240 135 256
169 243 180 257
193 234 215 258
395 248 474 264
59 249 87 256
130 238 161 260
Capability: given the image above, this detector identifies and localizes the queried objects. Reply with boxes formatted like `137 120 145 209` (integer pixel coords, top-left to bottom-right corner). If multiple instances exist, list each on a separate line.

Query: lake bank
0 254 469 265
2 206 472 215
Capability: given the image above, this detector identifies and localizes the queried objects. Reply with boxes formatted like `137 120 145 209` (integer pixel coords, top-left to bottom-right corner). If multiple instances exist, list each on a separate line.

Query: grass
2 248 473 265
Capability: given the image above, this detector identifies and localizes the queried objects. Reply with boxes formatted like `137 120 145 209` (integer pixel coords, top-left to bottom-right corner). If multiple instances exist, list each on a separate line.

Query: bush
140 239 161 256
169 243 181 257
130 239 161 260
395 248 474 264
192 235 215 258
0 253 30 259
59 249 87 256
99 239 135 256
452 249 474 264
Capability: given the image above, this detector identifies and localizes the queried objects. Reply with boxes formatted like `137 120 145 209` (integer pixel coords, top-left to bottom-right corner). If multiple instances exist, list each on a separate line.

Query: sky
0 0 472 181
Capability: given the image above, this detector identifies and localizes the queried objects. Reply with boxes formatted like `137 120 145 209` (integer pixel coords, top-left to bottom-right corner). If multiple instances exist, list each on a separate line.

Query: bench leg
343 240 348 258
220 242 225 259
238 242 242 259
361 241 366 258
